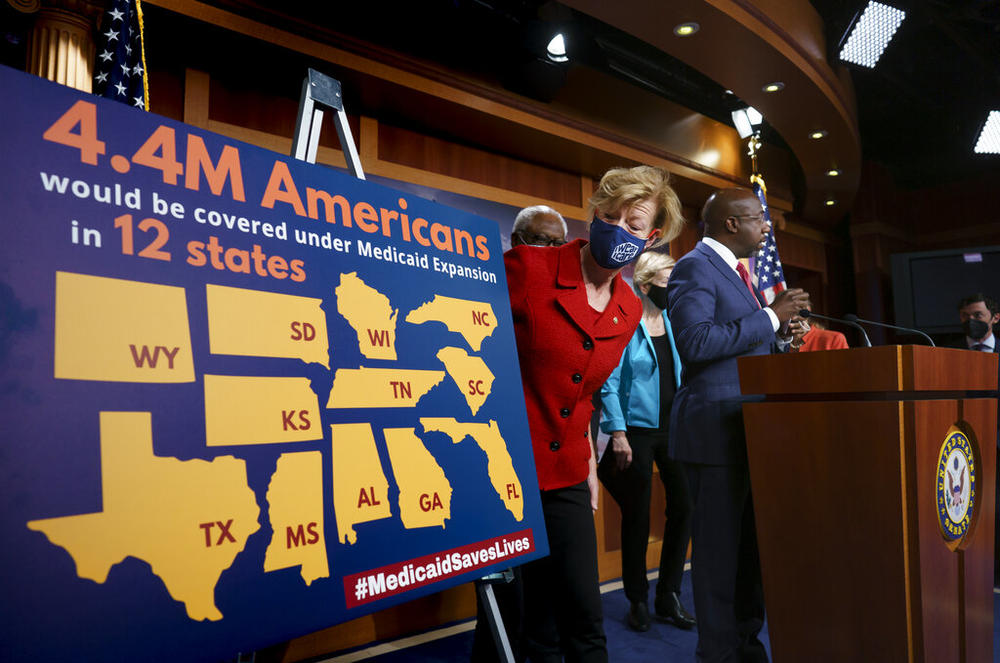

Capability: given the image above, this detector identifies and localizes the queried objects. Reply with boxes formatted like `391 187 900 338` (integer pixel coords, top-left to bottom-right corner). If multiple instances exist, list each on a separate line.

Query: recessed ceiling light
839 1 906 69
673 22 699 37
763 82 784 93
810 130 828 140
825 198 837 206
826 168 841 177
973 111 1000 154
546 33 568 63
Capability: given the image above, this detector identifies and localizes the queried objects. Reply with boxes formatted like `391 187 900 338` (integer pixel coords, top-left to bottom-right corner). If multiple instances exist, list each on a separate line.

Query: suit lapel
554 243 595 335
639 319 657 368
697 243 761 311
553 242 634 339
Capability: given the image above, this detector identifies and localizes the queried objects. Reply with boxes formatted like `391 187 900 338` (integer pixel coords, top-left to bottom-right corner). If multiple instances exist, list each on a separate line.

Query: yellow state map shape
336 272 397 360
420 418 523 521
206 284 329 368
54 271 194 383
26 412 260 621
204 375 322 446
436 347 494 416
264 451 329 585
330 423 392 544
405 295 497 351
326 367 444 409
384 428 452 530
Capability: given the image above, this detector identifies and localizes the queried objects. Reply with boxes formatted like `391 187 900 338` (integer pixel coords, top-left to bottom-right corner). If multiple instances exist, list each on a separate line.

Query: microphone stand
843 314 935 347
799 309 872 347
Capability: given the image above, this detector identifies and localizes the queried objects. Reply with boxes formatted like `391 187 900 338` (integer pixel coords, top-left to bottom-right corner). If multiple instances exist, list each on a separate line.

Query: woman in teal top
598 251 695 633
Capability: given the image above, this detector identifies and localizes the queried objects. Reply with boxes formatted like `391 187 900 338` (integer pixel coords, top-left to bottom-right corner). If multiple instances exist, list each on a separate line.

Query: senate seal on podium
935 427 978 545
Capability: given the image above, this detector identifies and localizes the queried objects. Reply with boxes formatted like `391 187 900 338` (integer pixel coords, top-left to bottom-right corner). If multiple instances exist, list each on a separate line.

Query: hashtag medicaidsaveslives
343 530 535 607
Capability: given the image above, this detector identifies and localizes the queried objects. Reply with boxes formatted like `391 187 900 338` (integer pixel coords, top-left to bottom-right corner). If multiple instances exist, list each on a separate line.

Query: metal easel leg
291 68 365 180
475 578 515 663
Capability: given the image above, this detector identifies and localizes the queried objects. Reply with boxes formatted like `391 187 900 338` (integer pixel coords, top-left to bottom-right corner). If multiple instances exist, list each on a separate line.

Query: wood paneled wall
377 124 584 210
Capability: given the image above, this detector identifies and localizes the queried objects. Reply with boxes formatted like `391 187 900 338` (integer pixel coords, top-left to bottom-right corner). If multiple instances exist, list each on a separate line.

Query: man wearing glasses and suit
510 205 568 248
667 188 809 663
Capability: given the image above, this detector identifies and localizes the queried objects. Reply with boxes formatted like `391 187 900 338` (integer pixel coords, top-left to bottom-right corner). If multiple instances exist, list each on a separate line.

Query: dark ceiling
298 0 783 143
306 0 1000 188
4 0 998 191
809 0 1000 187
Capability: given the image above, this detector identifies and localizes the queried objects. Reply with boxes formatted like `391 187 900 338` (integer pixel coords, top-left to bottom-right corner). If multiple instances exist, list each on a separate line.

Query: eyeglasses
513 231 567 247
732 212 766 222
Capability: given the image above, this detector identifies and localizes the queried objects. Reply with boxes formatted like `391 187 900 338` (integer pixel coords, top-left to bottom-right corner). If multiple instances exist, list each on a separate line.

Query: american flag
93 0 148 110
750 178 786 304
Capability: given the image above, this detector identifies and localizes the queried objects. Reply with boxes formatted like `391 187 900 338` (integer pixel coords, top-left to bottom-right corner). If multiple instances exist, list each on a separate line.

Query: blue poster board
0 66 546 662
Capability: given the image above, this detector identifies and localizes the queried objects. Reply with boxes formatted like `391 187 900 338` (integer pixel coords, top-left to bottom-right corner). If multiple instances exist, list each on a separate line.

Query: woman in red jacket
505 165 684 662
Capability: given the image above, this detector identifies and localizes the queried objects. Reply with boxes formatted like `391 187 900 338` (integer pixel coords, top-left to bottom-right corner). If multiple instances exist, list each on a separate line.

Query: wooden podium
738 345 997 663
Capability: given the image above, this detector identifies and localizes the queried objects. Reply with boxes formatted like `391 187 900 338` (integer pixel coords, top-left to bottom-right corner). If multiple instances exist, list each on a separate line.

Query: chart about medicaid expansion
0 66 546 663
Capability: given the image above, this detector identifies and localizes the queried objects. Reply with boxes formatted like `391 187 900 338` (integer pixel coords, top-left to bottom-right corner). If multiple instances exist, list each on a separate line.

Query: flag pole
745 131 787 304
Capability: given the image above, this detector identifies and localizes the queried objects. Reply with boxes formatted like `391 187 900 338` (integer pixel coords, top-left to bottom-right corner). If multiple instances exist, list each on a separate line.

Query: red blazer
505 239 641 490
799 326 849 352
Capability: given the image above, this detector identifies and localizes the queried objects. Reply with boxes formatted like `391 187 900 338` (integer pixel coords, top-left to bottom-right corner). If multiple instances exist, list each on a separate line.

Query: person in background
956 293 999 352
667 188 809 663
511 205 569 248
598 251 695 633
471 206 571 663
507 165 684 662
953 292 999 587
792 302 848 352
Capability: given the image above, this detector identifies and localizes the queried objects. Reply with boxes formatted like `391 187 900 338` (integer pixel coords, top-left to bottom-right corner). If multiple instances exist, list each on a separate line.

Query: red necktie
736 262 760 309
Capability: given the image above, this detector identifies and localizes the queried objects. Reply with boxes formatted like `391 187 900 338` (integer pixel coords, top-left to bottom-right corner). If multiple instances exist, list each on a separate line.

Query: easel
291 68 364 177
475 570 518 663
289 69 516 663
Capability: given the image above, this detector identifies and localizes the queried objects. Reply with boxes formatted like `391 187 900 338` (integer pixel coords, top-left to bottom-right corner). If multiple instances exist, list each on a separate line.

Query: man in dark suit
667 188 809 663
955 293 999 353
953 292 1000 587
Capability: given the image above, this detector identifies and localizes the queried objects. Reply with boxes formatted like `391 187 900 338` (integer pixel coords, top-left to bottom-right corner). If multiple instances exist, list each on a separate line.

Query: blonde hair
587 165 684 248
632 251 676 296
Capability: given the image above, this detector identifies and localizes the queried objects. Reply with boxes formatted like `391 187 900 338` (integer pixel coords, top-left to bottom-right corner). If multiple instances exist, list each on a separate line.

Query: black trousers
683 463 767 663
598 428 693 604
521 482 607 663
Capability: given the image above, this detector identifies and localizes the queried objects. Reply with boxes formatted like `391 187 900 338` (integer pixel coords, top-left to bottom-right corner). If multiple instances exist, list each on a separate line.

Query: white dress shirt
966 333 996 351
701 237 781 333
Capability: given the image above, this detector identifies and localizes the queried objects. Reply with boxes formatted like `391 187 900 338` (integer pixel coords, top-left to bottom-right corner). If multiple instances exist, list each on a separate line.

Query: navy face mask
588 216 649 269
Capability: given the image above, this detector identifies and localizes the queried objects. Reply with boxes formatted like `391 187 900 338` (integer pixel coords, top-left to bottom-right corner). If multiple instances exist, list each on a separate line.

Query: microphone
843 314 936 347
799 309 872 347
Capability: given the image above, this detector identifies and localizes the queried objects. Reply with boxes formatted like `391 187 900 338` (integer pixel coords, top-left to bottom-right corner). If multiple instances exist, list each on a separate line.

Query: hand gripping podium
738 346 997 663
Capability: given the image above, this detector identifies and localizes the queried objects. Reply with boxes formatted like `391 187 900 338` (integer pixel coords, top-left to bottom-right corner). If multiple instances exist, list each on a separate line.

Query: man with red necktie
667 188 809 663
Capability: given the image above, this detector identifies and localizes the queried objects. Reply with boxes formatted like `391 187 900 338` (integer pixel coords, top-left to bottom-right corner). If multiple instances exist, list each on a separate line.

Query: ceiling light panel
973 111 1000 154
839 2 906 68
